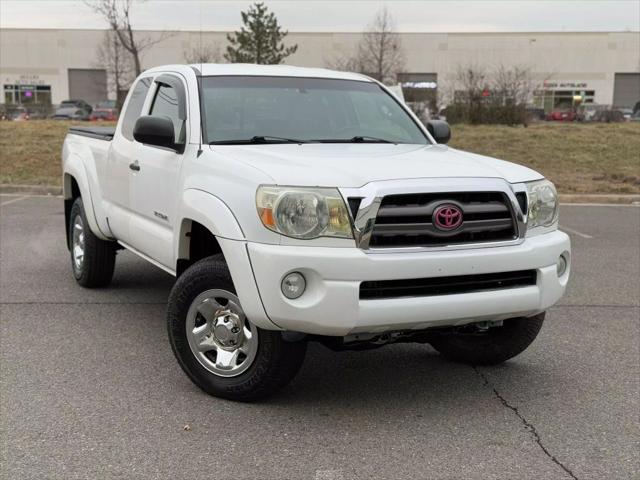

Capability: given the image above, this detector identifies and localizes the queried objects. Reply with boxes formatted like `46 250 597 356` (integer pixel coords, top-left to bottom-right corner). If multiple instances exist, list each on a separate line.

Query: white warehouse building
1 28 639 111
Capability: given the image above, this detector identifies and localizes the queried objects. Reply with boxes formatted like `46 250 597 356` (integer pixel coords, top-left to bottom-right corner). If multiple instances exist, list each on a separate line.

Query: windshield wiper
351 135 394 143
210 135 308 145
310 136 395 144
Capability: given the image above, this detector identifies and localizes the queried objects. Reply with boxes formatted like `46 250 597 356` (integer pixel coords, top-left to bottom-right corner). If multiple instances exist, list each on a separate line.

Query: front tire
69 197 116 287
167 255 306 401
429 314 545 365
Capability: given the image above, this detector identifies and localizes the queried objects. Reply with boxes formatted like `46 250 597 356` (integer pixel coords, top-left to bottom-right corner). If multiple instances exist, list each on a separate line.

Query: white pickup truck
62 64 570 401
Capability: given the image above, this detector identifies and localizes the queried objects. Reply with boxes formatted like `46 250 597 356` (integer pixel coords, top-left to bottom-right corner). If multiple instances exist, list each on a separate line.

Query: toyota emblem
433 204 463 230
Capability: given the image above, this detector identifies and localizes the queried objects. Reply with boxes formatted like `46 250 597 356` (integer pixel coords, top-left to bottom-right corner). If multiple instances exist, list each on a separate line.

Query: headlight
256 186 353 239
526 179 558 229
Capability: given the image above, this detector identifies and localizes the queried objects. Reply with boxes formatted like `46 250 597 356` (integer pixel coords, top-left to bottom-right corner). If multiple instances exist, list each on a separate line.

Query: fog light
281 272 306 299
557 253 569 277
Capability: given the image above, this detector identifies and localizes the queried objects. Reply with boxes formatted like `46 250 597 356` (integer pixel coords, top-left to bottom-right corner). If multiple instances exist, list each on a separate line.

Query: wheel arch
63 173 82 249
175 189 245 273
175 192 277 331
176 218 224 276
63 155 110 243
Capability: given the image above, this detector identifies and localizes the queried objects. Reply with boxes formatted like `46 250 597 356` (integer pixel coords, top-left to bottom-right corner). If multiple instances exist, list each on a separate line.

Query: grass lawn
449 122 640 194
0 120 638 194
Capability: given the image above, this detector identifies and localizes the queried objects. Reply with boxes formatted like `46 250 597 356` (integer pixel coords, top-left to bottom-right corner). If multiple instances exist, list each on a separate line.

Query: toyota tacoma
62 64 571 401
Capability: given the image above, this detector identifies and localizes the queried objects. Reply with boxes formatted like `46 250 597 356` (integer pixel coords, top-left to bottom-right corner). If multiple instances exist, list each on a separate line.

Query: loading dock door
68 68 107 106
613 73 640 108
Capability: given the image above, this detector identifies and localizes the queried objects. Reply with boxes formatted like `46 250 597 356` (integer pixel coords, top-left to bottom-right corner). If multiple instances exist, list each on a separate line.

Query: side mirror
133 116 175 149
426 120 451 144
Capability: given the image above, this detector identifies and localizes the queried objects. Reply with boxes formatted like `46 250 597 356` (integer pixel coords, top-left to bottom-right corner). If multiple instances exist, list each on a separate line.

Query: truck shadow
260 343 558 411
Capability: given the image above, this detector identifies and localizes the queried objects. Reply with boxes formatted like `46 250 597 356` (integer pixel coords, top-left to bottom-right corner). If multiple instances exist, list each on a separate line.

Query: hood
212 143 543 187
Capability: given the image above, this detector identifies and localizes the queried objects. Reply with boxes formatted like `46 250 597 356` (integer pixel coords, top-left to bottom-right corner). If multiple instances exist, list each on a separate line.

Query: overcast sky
1 0 639 32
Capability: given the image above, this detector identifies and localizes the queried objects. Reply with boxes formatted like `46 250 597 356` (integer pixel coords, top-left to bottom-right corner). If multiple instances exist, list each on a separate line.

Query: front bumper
246 231 571 337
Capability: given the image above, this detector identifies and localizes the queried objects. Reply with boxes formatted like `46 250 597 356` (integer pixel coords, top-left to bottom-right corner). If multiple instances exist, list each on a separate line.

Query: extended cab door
104 76 153 242
128 73 188 270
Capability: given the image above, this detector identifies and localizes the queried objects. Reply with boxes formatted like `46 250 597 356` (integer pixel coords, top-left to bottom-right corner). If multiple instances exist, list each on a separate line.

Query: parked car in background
630 111 640 122
52 106 90 121
577 104 605 122
592 109 625 123
619 108 633 121
93 100 119 120
89 108 118 121
546 109 576 121
96 100 117 109
9 107 32 121
60 99 92 114
525 107 545 122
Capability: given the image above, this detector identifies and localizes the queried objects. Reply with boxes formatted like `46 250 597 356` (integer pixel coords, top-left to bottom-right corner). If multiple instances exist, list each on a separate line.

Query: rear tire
167 255 307 401
69 197 116 288
429 314 545 365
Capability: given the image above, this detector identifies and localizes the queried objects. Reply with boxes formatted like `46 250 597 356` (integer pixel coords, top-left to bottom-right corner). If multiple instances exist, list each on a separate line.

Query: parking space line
560 203 640 207
0 193 62 199
560 225 593 239
0 196 28 207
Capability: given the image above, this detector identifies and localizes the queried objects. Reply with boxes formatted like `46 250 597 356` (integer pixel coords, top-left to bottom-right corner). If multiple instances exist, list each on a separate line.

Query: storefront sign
543 81 589 89
401 81 438 89
3 74 46 86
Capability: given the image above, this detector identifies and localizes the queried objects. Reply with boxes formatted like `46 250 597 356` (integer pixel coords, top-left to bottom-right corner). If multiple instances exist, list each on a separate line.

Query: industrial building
1 28 639 111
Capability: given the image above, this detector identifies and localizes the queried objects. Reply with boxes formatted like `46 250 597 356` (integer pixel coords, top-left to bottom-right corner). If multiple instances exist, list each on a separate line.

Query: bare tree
95 30 134 110
491 65 535 106
446 65 490 124
450 65 488 102
87 0 172 76
183 43 222 64
326 53 365 74
327 7 404 85
446 64 538 125
358 7 405 84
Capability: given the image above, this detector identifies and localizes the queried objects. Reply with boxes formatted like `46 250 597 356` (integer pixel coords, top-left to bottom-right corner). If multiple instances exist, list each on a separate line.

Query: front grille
369 192 517 248
360 270 537 300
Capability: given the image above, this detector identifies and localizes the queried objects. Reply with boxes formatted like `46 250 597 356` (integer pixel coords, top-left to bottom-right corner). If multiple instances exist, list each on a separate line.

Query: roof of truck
190 63 373 82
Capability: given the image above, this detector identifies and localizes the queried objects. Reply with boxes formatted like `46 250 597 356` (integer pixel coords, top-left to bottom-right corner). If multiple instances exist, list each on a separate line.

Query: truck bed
68 126 116 141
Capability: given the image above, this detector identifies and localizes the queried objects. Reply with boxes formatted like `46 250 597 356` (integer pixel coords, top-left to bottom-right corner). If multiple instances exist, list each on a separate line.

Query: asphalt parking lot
1 194 638 480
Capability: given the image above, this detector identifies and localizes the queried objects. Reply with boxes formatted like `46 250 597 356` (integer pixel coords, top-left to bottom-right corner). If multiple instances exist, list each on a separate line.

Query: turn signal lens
557 252 569 277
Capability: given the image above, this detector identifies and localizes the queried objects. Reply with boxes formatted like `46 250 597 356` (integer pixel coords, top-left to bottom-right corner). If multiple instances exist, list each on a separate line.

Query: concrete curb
1 184 638 204
559 194 640 204
0 184 62 196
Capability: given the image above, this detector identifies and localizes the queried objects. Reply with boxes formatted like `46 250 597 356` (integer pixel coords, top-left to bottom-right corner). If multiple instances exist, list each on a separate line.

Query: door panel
104 138 138 241
104 77 153 243
129 75 187 269
130 146 182 268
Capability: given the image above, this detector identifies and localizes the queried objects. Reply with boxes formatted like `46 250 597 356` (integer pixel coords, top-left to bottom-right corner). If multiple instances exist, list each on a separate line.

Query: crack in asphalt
474 367 579 480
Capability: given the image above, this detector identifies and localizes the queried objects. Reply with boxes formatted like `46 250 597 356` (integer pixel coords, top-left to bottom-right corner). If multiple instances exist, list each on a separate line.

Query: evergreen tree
224 2 298 64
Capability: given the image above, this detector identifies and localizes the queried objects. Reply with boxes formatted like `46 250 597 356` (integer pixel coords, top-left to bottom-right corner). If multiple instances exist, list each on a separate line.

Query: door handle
129 161 140 172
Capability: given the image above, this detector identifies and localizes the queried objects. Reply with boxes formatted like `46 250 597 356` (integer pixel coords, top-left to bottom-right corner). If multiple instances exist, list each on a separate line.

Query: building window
3 84 52 105
397 73 438 103
533 89 595 112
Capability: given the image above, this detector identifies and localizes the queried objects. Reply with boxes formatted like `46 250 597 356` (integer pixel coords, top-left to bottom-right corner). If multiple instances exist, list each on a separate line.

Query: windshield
201 76 428 145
